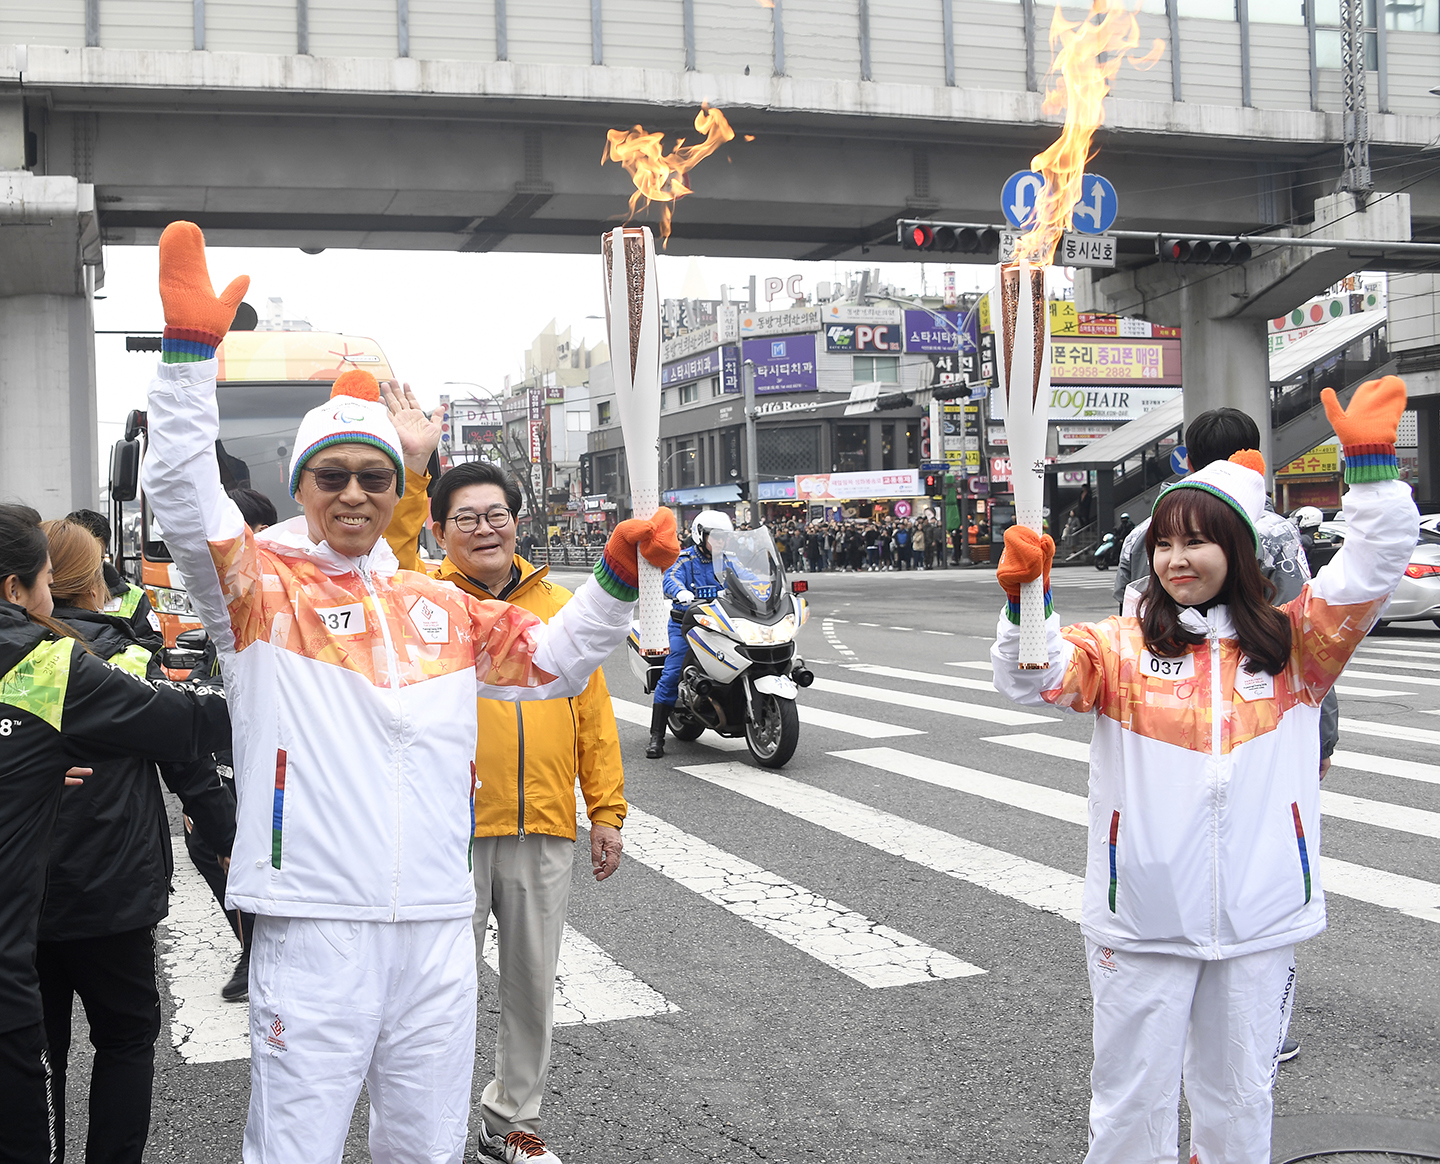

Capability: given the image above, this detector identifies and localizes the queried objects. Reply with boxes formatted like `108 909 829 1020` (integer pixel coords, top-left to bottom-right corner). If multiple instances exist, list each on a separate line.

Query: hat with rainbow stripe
287 370 405 499
1153 449 1267 549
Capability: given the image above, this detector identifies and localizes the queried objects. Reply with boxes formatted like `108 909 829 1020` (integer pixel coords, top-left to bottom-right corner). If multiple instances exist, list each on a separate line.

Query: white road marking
611 697 748 751
844 662 996 693
617 804 985 987
798 705 925 738
1333 683 1416 697
158 845 251 1064
482 914 678 1026
949 661 995 671
981 735 1440 839
1340 717 1440 746
677 763 1084 924
1344 668 1440 688
858 622 880 627
1330 749 1440 787
1355 645 1440 661
809 676 1055 726
921 630 955 636
888 626 913 631
1351 651 1440 672
835 749 1440 924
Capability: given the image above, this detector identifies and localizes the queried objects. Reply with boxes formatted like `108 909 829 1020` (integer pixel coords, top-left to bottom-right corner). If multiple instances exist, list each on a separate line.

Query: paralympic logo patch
266 1014 287 1053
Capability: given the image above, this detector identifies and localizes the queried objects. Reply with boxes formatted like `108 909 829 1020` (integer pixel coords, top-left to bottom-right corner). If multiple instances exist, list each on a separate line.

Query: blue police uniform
654 545 723 705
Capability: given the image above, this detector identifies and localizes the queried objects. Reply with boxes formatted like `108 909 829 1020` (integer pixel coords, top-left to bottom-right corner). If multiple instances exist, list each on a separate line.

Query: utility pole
743 359 761 527
957 404 973 567
1338 0 1372 195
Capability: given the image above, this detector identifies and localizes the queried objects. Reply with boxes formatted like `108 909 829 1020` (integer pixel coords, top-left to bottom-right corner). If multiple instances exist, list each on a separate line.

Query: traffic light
579 451 593 495
1160 238 1253 265
900 222 1001 255
924 472 942 495
931 383 973 402
875 392 914 410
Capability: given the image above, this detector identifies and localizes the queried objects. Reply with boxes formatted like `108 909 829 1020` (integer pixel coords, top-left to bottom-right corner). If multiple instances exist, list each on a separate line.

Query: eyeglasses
448 508 513 533
302 466 398 494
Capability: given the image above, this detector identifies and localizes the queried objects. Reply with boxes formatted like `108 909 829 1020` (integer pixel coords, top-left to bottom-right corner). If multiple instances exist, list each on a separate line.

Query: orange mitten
596 507 683 601
158 222 250 347
996 526 1054 600
1322 375 1406 483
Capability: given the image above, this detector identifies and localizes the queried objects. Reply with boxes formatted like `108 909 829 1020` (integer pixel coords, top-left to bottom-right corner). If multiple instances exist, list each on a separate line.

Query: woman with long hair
0 505 231 1163
33 519 237 1164
990 379 1419 1164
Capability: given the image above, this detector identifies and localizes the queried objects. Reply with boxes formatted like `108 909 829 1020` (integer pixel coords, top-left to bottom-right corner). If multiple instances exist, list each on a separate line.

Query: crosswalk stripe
677 762 1084 924
1350 654 1440 672
610 697 747 751
159 843 250 1063
980 735 1440 839
843 662 996 693
809 676 1056 726
617 804 985 987
1330 749 1440 787
482 914 678 1026
1340 717 1440 746
833 746 1087 825
1333 683 1417 697
611 696 919 743
1355 645 1440 660
797 704 925 738
1344 668 1440 688
833 747 1440 924
949 661 995 671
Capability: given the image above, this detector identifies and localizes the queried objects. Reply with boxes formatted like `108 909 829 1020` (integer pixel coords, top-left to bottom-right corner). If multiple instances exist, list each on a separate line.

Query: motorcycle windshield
715 528 784 618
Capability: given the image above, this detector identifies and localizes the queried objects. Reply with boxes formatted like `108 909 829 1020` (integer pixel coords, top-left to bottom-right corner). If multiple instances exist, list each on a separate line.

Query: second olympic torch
996 259 1052 668
602 225 668 654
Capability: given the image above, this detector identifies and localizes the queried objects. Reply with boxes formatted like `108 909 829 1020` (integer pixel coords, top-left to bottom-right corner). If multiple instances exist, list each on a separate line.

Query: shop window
597 401 611 426
758 426 820 478
853 356 900 384
566 411 590 432
882 423 897 470
1249 0 1303 21
711 376 724 397
835 424 870 474
679 381 700 405
1316 0 1378 66
677 439 697 487
1387 0 1438 30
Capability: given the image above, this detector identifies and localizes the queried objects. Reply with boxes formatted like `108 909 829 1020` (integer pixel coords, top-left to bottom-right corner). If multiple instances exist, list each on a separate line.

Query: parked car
1318 519 1440 628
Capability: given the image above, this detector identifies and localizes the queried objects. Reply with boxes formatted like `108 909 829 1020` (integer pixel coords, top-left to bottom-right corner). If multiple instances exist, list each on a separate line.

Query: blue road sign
1072 173 1118 235
1171 445 1189 475
1001 170 1045 229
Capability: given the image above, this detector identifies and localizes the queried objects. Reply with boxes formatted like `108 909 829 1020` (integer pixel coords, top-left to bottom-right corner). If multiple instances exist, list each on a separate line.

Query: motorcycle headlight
152 586 195 616
692 613 720 632
731 616 796 645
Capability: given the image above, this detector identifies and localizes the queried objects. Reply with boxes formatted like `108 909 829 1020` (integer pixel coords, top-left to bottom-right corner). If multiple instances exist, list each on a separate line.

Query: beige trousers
471 834 573 1138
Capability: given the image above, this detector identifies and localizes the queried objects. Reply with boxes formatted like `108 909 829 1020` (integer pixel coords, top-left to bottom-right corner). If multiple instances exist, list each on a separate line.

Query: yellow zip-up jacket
386 474 626 839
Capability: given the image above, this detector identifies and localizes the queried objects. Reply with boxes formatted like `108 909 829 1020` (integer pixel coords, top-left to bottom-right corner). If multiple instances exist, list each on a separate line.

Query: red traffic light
910 224 934 249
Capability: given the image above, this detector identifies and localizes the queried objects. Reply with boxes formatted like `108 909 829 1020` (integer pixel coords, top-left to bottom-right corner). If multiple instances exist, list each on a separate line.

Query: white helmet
1292 505 1323 531
691 509 734 553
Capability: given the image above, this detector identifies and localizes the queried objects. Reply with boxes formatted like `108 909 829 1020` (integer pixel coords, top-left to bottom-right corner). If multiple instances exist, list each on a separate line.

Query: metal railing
527 544 606 569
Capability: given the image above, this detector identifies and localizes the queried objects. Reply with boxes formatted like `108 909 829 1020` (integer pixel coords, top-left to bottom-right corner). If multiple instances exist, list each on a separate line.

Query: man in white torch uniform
141 223 679 1164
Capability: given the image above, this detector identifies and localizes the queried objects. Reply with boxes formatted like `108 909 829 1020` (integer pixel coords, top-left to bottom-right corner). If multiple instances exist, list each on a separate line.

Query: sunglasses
302 466 398 494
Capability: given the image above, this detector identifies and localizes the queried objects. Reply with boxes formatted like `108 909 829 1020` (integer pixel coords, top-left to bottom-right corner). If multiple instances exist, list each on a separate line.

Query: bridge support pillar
0 172 102 516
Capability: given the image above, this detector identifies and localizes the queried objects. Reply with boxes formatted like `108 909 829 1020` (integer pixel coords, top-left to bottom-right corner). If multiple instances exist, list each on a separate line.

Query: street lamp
659 446 697 491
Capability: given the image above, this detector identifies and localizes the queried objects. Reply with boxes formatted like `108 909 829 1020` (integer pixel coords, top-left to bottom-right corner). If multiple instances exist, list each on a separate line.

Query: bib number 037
1139 650 1194 681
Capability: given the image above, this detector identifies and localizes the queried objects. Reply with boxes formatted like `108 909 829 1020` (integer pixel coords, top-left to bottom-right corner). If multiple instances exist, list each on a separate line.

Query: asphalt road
62 562 1440 1163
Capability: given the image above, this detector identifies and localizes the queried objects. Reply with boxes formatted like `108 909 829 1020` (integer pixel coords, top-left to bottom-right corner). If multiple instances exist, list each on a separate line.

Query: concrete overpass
4 0 1440 510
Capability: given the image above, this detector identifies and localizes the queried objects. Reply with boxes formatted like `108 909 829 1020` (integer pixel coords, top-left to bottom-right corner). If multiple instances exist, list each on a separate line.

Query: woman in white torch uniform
991 377 1417 1164
140 223 679 1164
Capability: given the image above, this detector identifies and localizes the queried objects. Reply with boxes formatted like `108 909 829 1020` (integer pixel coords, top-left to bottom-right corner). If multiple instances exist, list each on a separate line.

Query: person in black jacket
0 505 231 1164
35 519 237 1164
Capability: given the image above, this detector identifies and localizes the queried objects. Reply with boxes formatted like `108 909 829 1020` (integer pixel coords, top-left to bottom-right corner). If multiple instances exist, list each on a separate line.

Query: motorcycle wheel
745 693 800 769
668 711 705 741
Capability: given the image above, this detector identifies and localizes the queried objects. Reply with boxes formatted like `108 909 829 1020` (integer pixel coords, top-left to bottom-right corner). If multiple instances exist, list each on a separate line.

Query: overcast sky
91 245 1012 476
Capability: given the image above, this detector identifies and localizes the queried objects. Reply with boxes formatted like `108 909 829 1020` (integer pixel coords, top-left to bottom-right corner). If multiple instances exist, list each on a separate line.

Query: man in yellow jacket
382 385 625 1164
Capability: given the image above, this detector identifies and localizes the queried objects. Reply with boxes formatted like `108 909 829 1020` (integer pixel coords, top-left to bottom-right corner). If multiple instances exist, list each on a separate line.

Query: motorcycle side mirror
791 580 809 594
176 628 209 650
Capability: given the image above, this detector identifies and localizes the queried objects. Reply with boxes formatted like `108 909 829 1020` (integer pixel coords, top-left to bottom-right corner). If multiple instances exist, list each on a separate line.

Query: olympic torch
995 260 1052 668
603 226 668 654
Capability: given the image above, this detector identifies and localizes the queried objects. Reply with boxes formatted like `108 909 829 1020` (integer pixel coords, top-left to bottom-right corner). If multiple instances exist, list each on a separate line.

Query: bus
109 328 397 659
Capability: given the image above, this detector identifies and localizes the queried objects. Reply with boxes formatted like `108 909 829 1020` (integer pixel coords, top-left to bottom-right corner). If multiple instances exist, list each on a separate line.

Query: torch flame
1013 0 1163 266
601 103 737 247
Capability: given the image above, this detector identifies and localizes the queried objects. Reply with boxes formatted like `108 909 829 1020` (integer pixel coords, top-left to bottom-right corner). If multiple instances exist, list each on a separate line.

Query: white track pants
243 915 478 1164
1083 940 1296 1164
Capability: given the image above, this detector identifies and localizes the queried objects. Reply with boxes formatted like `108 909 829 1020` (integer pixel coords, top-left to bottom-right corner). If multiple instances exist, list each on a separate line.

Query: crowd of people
0 220 1423 1164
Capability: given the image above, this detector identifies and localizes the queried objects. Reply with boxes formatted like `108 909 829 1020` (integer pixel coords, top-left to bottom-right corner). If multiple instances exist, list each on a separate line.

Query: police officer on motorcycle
648 510 733 759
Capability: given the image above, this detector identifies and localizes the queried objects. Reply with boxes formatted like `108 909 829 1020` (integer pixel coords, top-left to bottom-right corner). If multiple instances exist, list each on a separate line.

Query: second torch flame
1012 0 1163 267
601 103 737 247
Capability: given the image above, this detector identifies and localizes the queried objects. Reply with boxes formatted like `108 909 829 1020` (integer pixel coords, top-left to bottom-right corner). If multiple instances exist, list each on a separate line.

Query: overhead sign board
739 307 820 337
822 304 902 325
1060 232 1117 268
741 334 819 394
990 384 1182 423
795 469 922 500
824 322 903 353
662 347 725 388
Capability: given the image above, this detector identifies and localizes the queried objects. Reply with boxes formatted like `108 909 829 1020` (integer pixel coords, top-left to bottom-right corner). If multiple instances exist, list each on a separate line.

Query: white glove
675 588 695 605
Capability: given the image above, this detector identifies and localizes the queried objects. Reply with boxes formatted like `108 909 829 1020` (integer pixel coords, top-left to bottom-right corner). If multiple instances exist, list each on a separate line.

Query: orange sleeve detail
385 470 431 575
208 528 265 650
467 596 559 687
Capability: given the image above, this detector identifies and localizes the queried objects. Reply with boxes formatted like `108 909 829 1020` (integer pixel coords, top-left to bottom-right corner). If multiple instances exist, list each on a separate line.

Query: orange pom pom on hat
287 369 406 498
1154 449 1267 550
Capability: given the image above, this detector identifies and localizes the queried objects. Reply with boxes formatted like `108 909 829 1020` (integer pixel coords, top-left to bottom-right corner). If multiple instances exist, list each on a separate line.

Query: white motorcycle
628 526 813 768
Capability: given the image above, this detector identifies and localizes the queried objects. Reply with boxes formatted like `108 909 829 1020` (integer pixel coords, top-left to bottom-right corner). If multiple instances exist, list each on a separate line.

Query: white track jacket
142 359 633 922
993 478 1417 959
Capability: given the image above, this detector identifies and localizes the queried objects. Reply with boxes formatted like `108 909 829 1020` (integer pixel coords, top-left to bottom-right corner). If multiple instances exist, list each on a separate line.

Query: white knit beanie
1155 450 1267 549
287 369 405 499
